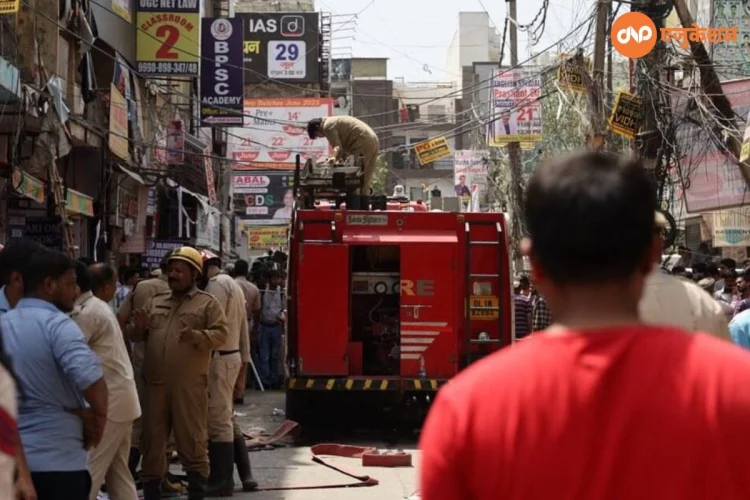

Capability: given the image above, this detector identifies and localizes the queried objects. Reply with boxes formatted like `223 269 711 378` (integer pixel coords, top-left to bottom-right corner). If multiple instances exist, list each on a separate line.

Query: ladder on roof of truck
464 220 505 367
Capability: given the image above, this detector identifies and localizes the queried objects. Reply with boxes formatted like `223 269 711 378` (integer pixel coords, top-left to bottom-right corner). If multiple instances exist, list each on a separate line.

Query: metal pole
506 0 524 270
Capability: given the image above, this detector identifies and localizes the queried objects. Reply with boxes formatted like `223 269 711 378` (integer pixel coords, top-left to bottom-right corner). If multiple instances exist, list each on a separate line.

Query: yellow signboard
469 295 499 320
413 136 452 166
247 225 288 250
109 83 130 161
0 0 19 14
607 91 643 140
557 53 591 92
136 0 200 76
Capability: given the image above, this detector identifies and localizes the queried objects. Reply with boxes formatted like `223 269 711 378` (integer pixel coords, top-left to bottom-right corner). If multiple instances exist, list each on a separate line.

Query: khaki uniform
118 275 170 450
73 291 141 500
138 287 229 480
204 274 247 442
639 267 732 340
321 116 380 192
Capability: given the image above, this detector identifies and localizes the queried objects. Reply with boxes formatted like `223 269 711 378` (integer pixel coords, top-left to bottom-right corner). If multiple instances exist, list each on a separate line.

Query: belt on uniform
213 349 240 357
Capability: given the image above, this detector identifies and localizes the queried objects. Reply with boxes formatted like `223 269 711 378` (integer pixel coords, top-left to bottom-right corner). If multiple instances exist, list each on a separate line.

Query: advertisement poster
228 98 332 170
200 18 244 126
608 91 643 140
414 136 452 166
166 120 184 165
713 207 750 247
232 172 293 223
674 78 750 212
136 0 200 76
108 83 130 161
488 68 543 148
203 146 217 204
142 239 183 270
237 13 320 83
712 0 750 81
246 224 288 250
453 150 489 212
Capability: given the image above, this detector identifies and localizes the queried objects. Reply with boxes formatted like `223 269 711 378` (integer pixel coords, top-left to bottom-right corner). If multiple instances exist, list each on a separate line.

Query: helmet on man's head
307 118 323 140
199 249 222 269
168 246 203 275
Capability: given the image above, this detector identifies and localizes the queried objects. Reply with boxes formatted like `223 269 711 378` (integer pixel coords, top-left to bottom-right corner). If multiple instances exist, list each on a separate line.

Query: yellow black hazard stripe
287 377 446 392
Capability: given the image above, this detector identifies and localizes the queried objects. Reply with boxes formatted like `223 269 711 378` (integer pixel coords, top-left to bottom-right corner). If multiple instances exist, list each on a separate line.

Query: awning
66 189 95 217
116 164 145 184
11 168 45 204
342 230 458 244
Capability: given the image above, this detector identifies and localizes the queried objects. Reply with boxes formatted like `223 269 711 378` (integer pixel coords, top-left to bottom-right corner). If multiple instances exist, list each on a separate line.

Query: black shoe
186 471 208 500
142 480 161 500
233 396 244 405
127 447 141 480
206 441 235 497
233 437 259 491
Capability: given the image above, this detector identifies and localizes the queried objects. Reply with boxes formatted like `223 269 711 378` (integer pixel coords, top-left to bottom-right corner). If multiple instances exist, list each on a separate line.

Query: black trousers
31 470 91 500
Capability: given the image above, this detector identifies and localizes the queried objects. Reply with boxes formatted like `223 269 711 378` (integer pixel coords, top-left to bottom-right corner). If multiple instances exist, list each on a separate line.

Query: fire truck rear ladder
464 221 504 366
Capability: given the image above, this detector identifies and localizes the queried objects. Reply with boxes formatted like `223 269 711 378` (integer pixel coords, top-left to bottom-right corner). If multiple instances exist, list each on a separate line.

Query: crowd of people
0 241 286 500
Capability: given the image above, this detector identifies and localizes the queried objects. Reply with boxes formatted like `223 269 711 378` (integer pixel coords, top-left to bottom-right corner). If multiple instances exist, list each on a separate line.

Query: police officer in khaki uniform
307 116 380 193
132 247 229 500
117 253 171 478
199 250 248 495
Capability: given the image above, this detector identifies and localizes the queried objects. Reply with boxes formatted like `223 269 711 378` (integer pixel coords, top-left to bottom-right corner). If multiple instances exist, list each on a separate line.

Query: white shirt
71 292 141 422
639 268 731 341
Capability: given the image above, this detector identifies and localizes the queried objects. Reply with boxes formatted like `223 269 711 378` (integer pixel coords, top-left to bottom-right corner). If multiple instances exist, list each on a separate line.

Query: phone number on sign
137 62 199 75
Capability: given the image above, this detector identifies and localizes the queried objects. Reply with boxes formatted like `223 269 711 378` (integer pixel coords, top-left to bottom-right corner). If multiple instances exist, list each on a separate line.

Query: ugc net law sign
136 0 200 76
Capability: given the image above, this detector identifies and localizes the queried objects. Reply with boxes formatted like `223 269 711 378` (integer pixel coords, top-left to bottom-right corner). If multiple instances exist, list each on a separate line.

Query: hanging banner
488 68 543 148
136 0 200 76
200 18 244 126
109 83 130 161
246 224 288 250
713 207 750 247
203 146 217 204
196 206 220 251
237 13 320 83
167 120 184 164
608 91 643 139
228 98 332 170
557 53 590 92
414 136 452 166
453 150 489 212
232 172 293 223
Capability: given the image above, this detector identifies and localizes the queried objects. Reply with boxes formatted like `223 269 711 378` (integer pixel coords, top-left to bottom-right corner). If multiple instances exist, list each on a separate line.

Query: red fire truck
284 158 513 425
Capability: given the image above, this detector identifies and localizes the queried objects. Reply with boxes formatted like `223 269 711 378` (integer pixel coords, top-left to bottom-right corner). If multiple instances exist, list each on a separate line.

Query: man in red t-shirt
420 151 750 500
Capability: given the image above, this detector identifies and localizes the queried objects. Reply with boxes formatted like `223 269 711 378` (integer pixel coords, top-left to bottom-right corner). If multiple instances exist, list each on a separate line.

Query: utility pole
672 0 750 187
586 0 610 150
506 0 524 269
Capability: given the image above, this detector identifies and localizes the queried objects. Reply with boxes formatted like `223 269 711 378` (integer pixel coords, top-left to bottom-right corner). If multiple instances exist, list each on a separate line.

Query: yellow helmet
168 246 203 275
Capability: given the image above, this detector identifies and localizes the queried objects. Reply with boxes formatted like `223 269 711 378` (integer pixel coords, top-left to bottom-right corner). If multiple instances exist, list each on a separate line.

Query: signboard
24 217 63 251
346 214 388 226
470 295 499 320
741 116 750 162
674 78 750 212
109 83 130 161
237 12 320 83
136 0 200 76
228 98 332 170
0 0 19 14
167 120 184 164
142 239 183 270
712 0 750 81
246 224 288 250
557 54 590 92
232 172 293 222
713 207 750 247
203 146 217 204
608 91 643 139
414 136 452 166
453 150 489 212
488 68 543 148
200 18 244 126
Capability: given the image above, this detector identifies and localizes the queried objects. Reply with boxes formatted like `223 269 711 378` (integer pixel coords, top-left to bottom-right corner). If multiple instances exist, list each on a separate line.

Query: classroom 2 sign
136 0 200 76
200 18 244 126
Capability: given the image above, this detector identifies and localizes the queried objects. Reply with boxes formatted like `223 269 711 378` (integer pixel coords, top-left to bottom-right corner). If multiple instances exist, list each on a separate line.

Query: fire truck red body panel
286 207 513 410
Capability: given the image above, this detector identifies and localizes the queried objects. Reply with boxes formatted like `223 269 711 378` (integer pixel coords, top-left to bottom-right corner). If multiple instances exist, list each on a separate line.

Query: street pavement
225 390 420 500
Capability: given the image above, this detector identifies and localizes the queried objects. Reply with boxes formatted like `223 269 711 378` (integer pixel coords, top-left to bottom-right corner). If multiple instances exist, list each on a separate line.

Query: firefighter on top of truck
131 246 229 500
307 115 380 193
